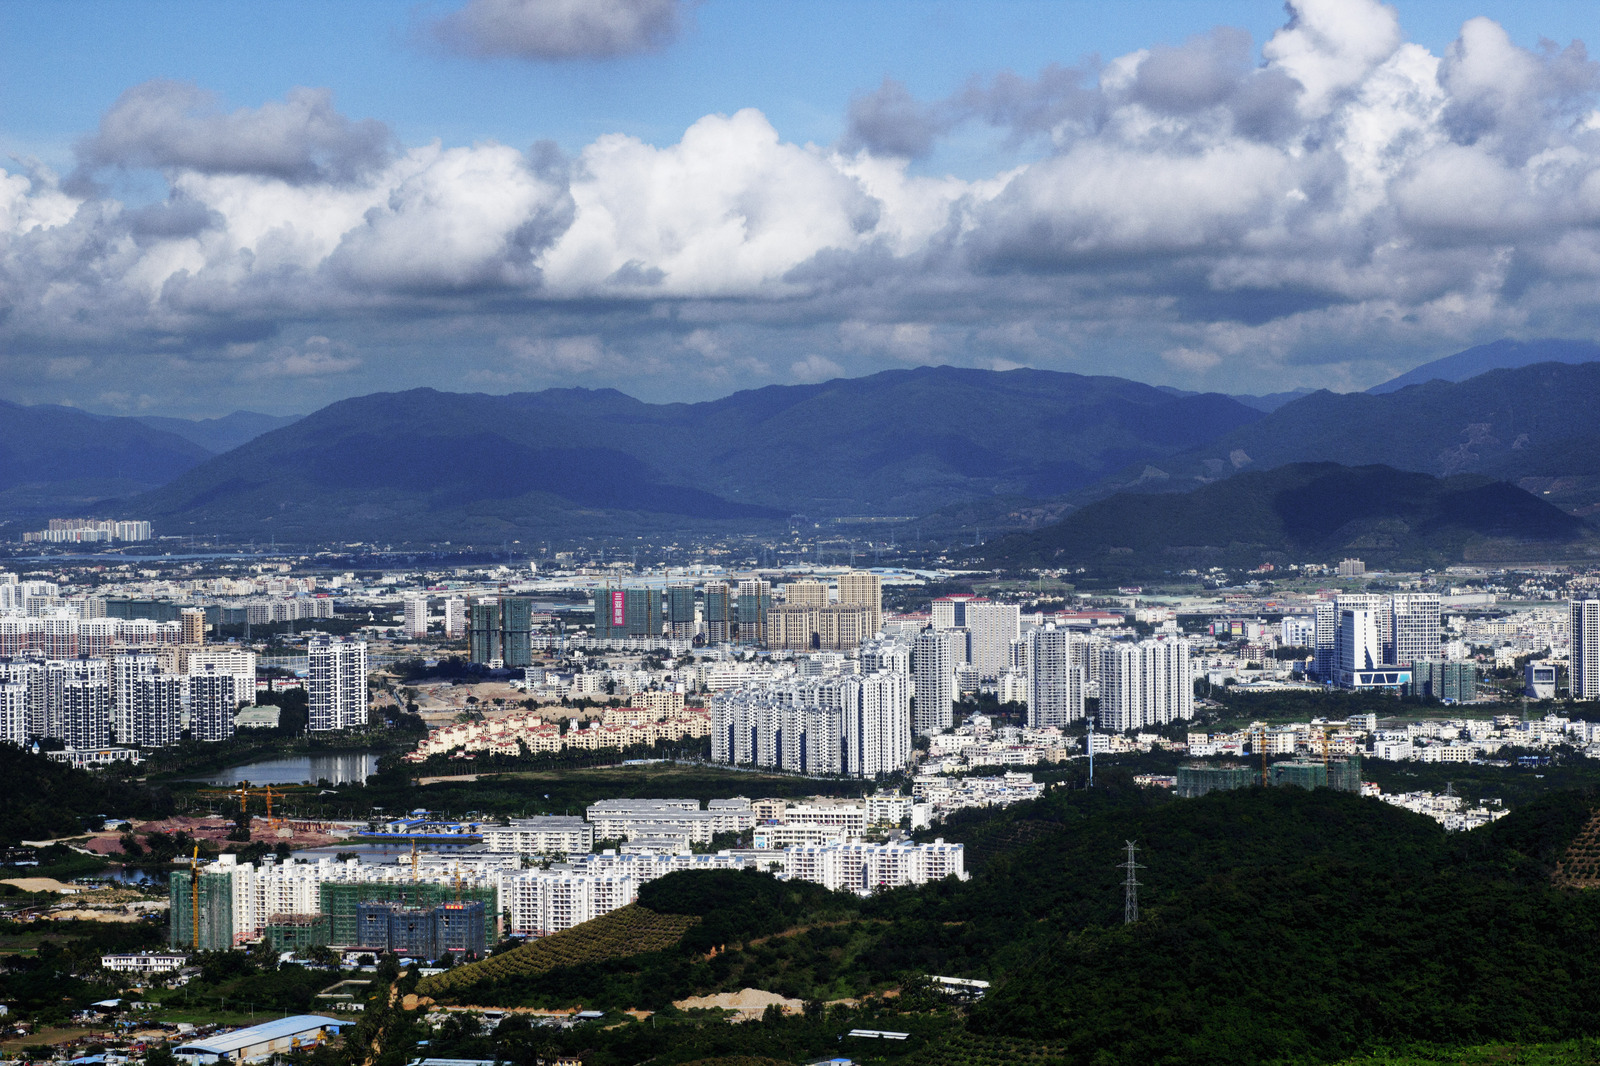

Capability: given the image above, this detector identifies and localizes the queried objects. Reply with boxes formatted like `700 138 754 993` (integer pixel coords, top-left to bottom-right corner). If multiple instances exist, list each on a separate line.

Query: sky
2 0 1599 417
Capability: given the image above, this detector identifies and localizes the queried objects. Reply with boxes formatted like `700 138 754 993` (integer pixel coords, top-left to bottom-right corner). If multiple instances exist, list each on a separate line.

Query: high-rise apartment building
841 672 911 778
0 682 26 747
913 628 959 735
594 588 662 641
782 580 828 607
180 608 207 646
966 602 1020 680
443 596 466 639
187 647 257 710
46 657 107 744
1097 638 1193 732
187 666 238 743
837 572 882 635
468 599 502 663
702 583 731 644
131 673 183 748
1024 624 1083 728
1572 600 1600 700
111 653 162 745
736 580 771 645
61 678 110 750
466 598 535 665
1388 593 1441 666
666 584 697 642
403 595 429 639
308 635 368 732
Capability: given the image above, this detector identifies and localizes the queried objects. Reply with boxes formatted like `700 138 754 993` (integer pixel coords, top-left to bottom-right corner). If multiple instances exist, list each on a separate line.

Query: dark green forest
401 780 1600 1066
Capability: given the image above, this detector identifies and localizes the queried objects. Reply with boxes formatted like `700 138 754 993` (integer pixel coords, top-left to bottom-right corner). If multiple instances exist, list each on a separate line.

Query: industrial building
174 1015 351 1064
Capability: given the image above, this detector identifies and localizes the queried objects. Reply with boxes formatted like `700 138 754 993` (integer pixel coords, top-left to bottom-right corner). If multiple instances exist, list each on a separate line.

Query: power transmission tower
1119 840 1144 924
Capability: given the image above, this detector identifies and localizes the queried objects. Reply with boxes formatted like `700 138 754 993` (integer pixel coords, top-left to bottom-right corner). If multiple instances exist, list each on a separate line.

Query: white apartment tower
912 628 957 735
1572 600 1600 700
842 672 911 777
403 595 429 639
111 653 162 745
1098 638 1194 732
444 596 466 639
1388 593 1441 666
1025 624 1084 728
966 602 1021 681
187 666 238 743
131 674 183 748
0 683 27 746
308 635 368 732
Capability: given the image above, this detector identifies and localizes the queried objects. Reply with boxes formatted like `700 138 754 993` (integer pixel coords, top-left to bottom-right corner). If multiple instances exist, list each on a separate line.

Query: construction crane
201 782 287 831
409 841 419 883
188 843 202 949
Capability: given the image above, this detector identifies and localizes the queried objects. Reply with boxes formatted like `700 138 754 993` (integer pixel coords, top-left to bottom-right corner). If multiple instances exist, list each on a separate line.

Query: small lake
187 752 382 787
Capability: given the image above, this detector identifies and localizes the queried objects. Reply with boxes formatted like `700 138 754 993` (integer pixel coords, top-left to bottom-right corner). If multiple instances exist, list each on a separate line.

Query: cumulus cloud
8 0 1600 408
431 0 685 60
77 81 393 184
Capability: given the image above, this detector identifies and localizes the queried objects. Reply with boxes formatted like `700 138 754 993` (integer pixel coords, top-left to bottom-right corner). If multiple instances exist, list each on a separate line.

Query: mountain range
8 337 1600 556
986 462 1599 572
122 368 1263 542
1085 359 1600 519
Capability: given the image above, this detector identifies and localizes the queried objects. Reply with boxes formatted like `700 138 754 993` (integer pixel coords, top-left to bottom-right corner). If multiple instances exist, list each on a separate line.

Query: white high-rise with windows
913 628 958 735
187 666 237 743
0 683 27 747
1098 638 1194 732
309 635 368 731
1388 593 1441 667
842 671 911 777
966 602 1021 681
403 595 429 638
444 596 466 639
1024 624 1084 728
111 653 162 745
1572 600 1600 700
131 674 183 748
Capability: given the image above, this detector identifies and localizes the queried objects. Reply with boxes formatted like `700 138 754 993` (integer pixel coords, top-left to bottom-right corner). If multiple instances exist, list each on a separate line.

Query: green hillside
986 462 1597 571
405 783 1600 1066
1082 361 1600 519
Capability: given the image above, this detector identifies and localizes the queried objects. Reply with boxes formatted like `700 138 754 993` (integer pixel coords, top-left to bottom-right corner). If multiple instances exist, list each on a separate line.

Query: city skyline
4 0 1600 416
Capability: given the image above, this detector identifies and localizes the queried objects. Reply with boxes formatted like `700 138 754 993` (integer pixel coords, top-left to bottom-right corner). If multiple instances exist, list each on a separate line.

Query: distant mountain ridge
122 366 1265 542
0 399 213 529
988 462 1598 571
1368 338 1600 394
1082 360 1600 520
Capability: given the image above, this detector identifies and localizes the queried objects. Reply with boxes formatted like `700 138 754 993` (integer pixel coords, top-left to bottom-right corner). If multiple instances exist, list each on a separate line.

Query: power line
1119 840 1144 924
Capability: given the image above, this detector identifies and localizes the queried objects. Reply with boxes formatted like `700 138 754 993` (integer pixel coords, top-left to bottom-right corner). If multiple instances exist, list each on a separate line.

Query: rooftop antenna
1120 841 1144 924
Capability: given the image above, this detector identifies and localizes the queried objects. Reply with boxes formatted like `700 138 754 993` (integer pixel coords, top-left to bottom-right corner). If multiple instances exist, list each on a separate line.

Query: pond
186 751 382 786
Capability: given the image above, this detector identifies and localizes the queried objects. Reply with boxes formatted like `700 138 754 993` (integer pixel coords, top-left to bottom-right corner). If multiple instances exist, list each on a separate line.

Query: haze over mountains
125 368 1263 542
987 463 1598 572
6 337 1600 560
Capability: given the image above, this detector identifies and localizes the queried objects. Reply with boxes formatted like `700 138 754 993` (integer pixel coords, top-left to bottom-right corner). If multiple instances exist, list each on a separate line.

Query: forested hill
1079 361 1600 520
125 366 1262 542
400 782 1600 1066
985 461 1597 572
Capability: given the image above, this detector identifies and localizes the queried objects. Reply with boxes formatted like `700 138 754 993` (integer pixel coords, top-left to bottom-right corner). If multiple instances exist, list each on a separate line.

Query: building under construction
169 868 239 950
1175 756 1363 799
320 882 496 951
354 899 487 958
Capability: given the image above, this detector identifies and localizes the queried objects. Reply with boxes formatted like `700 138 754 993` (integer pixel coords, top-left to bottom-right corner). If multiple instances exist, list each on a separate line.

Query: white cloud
790 354 843 382
6 2 1600 407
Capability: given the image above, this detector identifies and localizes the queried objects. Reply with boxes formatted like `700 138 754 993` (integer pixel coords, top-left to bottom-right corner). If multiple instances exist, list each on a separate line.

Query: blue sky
2 0 1599 415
